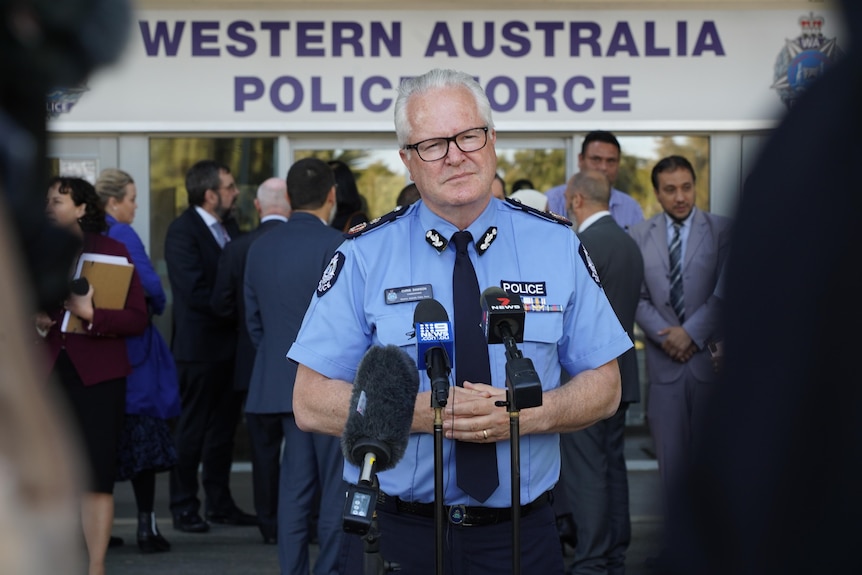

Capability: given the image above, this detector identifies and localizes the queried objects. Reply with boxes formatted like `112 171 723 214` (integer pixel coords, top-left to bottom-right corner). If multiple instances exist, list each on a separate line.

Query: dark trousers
278 414 346 575
559 403 631 575
647 374 716 510
169 359 242 515
338 498 565 575
246 411 284 539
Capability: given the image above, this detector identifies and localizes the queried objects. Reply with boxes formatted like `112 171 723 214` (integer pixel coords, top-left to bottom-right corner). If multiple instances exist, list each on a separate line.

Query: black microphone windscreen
481 286 525 343
414 298 449 323
341 345 419 472
481 286 509 301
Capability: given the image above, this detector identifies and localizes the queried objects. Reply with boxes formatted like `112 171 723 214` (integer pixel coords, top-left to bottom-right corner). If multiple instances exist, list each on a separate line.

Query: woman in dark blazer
37 176 147 575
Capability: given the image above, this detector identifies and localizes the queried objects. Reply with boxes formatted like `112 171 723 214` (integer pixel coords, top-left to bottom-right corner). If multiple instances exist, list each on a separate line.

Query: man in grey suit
211 176 291 543
243 158 346 575
559 170 644 575
628 156 730 527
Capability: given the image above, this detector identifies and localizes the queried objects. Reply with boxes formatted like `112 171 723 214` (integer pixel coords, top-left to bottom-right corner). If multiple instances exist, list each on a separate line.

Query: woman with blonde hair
96 168 180 553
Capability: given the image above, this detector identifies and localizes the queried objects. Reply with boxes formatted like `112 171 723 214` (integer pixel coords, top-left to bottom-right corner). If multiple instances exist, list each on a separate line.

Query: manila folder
61 253 134 334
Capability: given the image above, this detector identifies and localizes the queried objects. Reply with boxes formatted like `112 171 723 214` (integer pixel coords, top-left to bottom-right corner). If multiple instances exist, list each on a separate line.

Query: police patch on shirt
500 280 546 297
579 244 602 287
317 251 345 297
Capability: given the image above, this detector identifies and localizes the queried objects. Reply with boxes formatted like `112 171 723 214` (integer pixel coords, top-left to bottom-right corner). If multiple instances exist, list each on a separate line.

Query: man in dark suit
244 158 346 574
210 176 291 543
628 156 730 537
165 159 255 532
558 170 644 575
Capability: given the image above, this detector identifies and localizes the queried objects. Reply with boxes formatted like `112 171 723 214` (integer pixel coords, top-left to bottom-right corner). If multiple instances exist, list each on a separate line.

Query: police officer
288 68 631 575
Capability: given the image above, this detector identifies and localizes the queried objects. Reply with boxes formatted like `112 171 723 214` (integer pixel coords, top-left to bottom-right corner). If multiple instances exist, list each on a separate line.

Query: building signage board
48 9 845 133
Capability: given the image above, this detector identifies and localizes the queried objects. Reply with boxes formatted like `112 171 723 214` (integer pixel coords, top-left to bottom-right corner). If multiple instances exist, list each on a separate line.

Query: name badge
384 284 433 304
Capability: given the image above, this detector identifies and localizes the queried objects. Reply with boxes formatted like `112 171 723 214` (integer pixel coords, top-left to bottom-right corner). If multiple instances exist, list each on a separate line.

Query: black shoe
260 524 277 545
138 512 171 552
108 535 124 549
206 506 258 526
172 510 210 533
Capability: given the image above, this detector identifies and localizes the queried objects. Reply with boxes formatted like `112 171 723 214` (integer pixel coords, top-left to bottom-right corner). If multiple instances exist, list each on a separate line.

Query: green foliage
616 154 652 214
497 149 566 193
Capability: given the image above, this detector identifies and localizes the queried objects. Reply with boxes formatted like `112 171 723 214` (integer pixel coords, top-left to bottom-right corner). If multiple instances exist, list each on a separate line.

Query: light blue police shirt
288 198 632 508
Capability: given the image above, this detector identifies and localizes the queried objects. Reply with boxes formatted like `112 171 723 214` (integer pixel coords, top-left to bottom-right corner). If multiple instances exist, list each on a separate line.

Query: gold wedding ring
482 429 488 440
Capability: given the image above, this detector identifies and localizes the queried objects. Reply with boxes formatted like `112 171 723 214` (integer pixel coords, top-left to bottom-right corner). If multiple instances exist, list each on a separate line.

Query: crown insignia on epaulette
343 204 410 238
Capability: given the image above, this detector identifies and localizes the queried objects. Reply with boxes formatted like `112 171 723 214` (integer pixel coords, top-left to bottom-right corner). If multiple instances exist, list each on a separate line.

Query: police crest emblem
46 85 89 119
317 251 345 297
771 12 843 109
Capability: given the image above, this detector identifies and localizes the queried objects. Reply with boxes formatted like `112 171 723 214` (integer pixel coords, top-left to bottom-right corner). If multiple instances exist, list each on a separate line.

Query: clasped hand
658 325 697 362
442 381 508 443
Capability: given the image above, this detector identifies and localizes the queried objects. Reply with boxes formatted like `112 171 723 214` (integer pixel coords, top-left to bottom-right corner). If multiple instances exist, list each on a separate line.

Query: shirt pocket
375 312 418 352
520 312 565 391
375 312 425 390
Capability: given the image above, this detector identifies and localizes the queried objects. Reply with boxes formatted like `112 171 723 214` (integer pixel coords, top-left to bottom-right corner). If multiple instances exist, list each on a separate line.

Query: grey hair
393 69 494 147
566 170 611 206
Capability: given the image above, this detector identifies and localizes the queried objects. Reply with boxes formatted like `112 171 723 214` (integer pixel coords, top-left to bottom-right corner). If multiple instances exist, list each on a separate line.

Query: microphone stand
498 330 543 575
342 447 400 574
429 351 450 575
361 500 399 575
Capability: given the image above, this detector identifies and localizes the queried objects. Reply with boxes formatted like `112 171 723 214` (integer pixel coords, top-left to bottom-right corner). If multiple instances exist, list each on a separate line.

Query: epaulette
343 203 412 239
504 197 572 227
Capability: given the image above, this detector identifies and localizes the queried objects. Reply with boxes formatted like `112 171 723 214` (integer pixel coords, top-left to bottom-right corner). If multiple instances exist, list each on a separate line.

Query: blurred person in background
38 176 148 575
666 1 862 573
96 168 180 553
491 173 506 199
165 160 255 533
328 159 369 233
511 178 535 193
546 131 644 230
396 182 421 207
2 0 133 572
211 176 291 543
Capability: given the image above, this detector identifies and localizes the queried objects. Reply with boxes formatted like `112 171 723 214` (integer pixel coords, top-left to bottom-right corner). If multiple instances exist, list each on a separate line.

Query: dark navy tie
669 222 685 322
451 231 499 502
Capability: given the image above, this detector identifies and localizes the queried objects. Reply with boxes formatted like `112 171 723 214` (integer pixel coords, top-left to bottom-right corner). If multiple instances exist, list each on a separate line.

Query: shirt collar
261 214 288 224
577 210 611 233
194 205 219 228
664 207 696 231
418 199 497 243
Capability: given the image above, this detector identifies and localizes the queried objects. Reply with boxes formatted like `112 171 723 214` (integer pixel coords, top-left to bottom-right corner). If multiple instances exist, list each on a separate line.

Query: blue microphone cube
415 321 454 370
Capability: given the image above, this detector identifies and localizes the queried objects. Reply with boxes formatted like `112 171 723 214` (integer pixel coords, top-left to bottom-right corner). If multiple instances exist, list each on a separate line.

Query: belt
376 491 551 527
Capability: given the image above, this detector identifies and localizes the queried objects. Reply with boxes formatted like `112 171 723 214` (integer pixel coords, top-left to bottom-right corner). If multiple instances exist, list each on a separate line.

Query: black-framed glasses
402 127 489 162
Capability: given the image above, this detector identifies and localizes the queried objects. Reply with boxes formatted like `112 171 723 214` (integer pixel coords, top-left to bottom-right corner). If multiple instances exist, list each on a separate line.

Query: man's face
213 169 239 219
578 141 621 186
398 86 497 223
654 167 696 221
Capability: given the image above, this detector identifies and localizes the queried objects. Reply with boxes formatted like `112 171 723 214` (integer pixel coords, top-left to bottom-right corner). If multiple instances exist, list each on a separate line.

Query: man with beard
165 160 257 533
